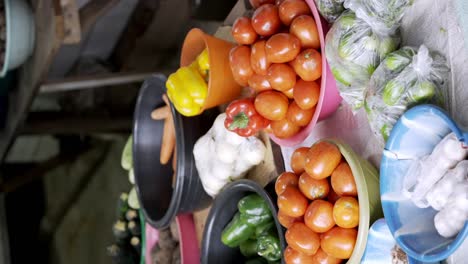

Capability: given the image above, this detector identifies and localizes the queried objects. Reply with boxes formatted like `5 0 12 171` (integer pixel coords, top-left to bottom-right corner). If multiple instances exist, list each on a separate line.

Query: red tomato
283 87 295 99
271 118 301 138
321 227 358 259
278 210 301 228
277 186 308 217
298 172 330 200
304 141 342 180
249 0 275 9
311 248 343 264
331 162 358 197
251 40 270 75
251 4 281 36
293 79 320 110
232 17 257 45
290 147 309 174
229 45 254 86
287 100 315 126
248 74 272 93
266 33 301 63
275 172 299 195
286 222 321 255
267 63 297 91
333 197 359 229
278 0 311 26
254 90 289 120
304 200 335 233
290 15 320 49
327 187 341 204
284 246 315 264
291 49 322 81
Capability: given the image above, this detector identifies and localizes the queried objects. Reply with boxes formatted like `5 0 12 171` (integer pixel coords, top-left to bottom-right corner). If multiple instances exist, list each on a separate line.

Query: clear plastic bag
314 0 345 23
325 0 412 110
365 45 449 143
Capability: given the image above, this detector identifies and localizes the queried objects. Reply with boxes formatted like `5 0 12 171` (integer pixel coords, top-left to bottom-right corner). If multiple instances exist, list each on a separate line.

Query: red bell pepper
224 98 270 137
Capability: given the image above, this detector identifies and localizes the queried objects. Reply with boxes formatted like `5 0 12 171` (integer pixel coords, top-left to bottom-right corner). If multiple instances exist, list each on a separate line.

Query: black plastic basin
201 179 286 264
133 74 218 228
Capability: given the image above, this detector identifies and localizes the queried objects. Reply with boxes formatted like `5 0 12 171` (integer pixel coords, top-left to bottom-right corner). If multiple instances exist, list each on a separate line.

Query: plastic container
144 214 200 264
1 0 35 77
325 139 383 263
380 104 468 263
180 28 241 111
133 74 219 228
201 179 286 264
269 0 342 147
361 219 441 264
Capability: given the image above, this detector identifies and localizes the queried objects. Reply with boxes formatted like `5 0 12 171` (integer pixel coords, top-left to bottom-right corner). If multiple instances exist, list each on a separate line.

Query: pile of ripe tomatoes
275 141 360 263
229 0 323 139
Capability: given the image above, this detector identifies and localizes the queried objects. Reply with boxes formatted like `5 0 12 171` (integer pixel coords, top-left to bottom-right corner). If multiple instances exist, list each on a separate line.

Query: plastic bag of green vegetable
364 45 449 144
314 0 345 23
325 0 412 110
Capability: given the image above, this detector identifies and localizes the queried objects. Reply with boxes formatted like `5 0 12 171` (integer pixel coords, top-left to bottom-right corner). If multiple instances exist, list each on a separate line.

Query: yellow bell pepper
166 65 208 117
196 49 210 79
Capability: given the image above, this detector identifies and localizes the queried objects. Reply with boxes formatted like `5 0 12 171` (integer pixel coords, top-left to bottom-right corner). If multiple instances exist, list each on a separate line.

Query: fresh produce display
166 49 209 116
364 45 449 143
150 221 181 264
221 194 281 263
193 113 266 197
402 133 468 238
276 141 360 263
325 0 412 109
314 0 345 23
230 0 324 139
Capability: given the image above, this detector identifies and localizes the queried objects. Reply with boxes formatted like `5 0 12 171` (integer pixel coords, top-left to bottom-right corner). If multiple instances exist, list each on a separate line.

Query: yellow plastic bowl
322 139 383 263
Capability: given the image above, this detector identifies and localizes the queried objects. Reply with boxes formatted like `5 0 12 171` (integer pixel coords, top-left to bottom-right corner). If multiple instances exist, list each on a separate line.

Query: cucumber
121 136 133 171
128 188 140 210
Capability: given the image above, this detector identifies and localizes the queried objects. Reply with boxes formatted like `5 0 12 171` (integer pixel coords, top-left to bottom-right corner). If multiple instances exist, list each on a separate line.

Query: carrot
160 113 175 165
151 105 169 120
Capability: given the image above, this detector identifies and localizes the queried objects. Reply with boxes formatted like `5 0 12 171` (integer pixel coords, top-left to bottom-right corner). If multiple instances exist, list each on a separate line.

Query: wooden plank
20 112 132 135
60 0 81 44
79 0 119 36
39 72 154 93
0 0 64 161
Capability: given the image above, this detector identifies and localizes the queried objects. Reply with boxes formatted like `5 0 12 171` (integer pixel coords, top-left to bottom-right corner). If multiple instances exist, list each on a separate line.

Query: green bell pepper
221 213 255 248
238 194 271 216
240 213 272 226
240 239 258 258
256 229 281 262
255 221 274 237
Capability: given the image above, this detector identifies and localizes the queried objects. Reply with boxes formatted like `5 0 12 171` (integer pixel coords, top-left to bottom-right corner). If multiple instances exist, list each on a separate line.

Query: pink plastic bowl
145 214 200 264
269 0 342 147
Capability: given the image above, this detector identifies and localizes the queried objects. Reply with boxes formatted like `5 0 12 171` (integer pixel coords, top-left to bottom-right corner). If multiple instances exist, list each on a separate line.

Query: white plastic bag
365 45 449 143
325 0 412 110
314 0 345 23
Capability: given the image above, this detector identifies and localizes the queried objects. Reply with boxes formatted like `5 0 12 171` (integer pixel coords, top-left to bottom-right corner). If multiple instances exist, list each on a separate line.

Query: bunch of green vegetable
107 193 143 264
325 0 412 110
364 45 449 143
314 0 345 23
221 194 281 263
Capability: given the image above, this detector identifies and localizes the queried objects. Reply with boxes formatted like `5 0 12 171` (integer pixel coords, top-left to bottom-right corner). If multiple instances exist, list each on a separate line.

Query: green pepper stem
229 112 249 130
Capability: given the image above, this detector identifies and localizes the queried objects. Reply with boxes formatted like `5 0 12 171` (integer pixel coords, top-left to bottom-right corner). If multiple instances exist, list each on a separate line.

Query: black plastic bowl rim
201 179 286 264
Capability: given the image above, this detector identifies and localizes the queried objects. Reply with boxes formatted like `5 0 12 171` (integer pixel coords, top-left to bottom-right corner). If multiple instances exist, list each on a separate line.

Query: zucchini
117 193 129 220
128 220 141 236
